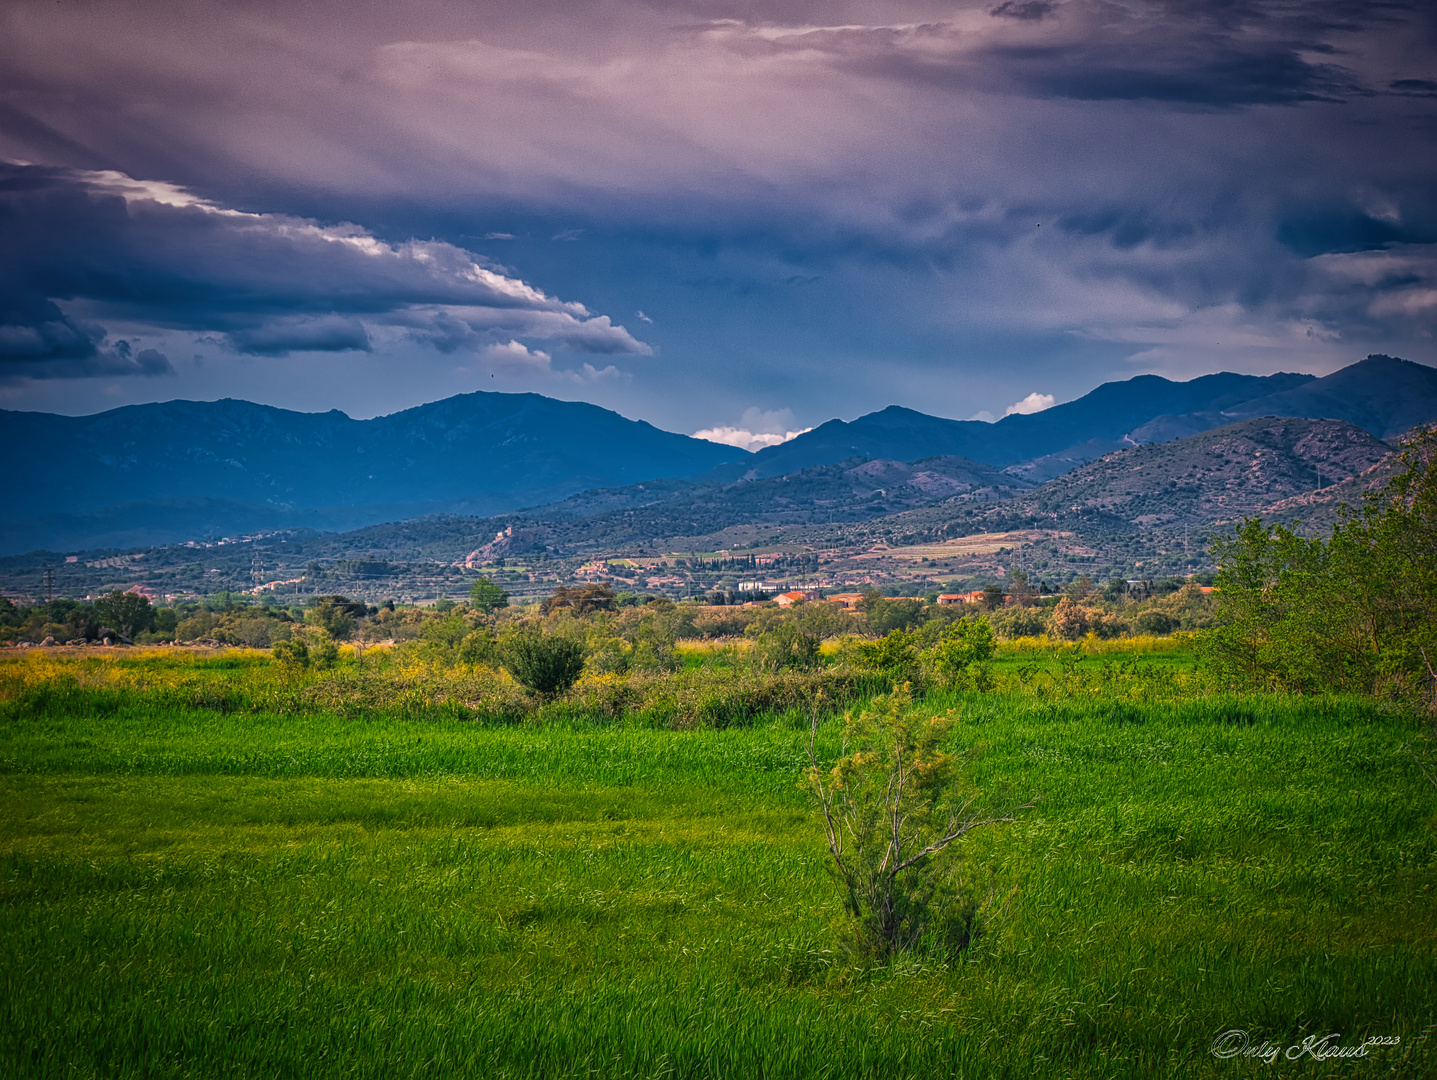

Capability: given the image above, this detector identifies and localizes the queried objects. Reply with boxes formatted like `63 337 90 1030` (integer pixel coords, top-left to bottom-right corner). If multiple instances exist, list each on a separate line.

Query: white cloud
0 164 653 381
576 362 626 382
1004 392 1056 416
968 409 997 423
478 341 628 383
693 406 811 451
482 339 553 374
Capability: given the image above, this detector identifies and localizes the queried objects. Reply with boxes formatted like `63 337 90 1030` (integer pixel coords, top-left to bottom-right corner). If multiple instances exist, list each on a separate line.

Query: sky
2 0 1435 450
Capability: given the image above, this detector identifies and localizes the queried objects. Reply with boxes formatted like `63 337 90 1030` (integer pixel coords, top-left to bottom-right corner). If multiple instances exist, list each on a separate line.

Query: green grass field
2 649 1435 1078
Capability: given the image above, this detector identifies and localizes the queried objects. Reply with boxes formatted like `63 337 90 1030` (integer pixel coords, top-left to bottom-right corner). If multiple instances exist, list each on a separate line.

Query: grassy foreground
1 652 1434 1077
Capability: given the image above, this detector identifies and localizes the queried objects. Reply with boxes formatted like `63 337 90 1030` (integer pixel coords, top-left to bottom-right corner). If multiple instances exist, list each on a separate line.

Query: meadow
1 646 1434 1078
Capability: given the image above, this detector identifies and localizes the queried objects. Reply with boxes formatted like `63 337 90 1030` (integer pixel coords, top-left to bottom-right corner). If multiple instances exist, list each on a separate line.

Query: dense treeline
1203 426 1437 706
2 569 1216 655
0 592 383 649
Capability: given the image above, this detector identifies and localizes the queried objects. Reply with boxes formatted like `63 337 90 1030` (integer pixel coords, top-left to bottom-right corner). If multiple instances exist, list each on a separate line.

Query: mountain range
2 353 1435 556
431 415 1413 565
728 354 1436 483
0 393 744 553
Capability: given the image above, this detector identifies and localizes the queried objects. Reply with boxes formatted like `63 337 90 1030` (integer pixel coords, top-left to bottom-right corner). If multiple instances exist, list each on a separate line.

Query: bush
458 628 498 666
271 639 310 669
989 606 1049 640
926 615 996 686
224 617 282 648
1132 610 1180 636
1049 597 1089 640
311 640 340 671
1202 425 1436 702
850 630 920 683
1086 610 1130 640
306 596 361 641
754 621 821 671
503 630 587 696
867 598 926 635
804 688 1028 959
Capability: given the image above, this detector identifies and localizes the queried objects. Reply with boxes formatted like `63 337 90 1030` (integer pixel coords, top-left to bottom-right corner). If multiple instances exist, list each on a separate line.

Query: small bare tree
805 687 1030 958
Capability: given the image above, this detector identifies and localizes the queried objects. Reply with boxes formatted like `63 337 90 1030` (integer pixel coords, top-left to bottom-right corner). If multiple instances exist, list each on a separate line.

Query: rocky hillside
1013 417 1394 528
474 455 1035 554
810 417 1401 580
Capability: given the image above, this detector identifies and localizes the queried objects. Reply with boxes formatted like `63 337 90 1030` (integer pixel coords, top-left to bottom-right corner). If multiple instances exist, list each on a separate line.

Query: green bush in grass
805 687 1027 959
502 629 587 697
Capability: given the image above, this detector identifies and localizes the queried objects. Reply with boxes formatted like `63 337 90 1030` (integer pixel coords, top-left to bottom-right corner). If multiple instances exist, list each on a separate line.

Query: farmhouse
776 589 821 607
938 591 985 605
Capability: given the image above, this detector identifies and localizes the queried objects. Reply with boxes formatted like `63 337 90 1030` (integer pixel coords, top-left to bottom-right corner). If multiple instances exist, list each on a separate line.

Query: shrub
866 597 926 635
754 621 821 671
305 596 363 641
1049 597 1089 640
224 617 281 648
503 630 587 696
927 615 996 686
583 631 630 674
1132 610 1180 636
271 639 310 669
1086 609 1130 640
1202 424 1436 702
417 612 474 664
458 628 498 667
851 630 921 683
804 688 1028 959
311 640 340 671
989 606 1049 640
175 612 219 642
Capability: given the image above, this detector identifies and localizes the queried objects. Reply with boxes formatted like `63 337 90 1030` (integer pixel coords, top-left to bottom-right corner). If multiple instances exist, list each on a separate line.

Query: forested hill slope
488 455 1032 551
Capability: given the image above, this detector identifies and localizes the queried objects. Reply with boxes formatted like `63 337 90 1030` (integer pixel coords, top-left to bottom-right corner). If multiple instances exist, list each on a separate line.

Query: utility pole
43 567 55 603
251 551 263 590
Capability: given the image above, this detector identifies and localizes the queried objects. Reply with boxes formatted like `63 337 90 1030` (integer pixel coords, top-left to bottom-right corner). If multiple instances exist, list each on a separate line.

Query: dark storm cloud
1391 78 1437 97
0 162 650 378
0 292 174 380
991 2 1054 21
732 2 1367 107
226 317 372 357
0 0 1432 422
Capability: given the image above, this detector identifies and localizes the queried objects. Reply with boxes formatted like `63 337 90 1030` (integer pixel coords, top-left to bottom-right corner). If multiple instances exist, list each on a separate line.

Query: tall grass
2 643 1218 732
1 649 1434 1077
